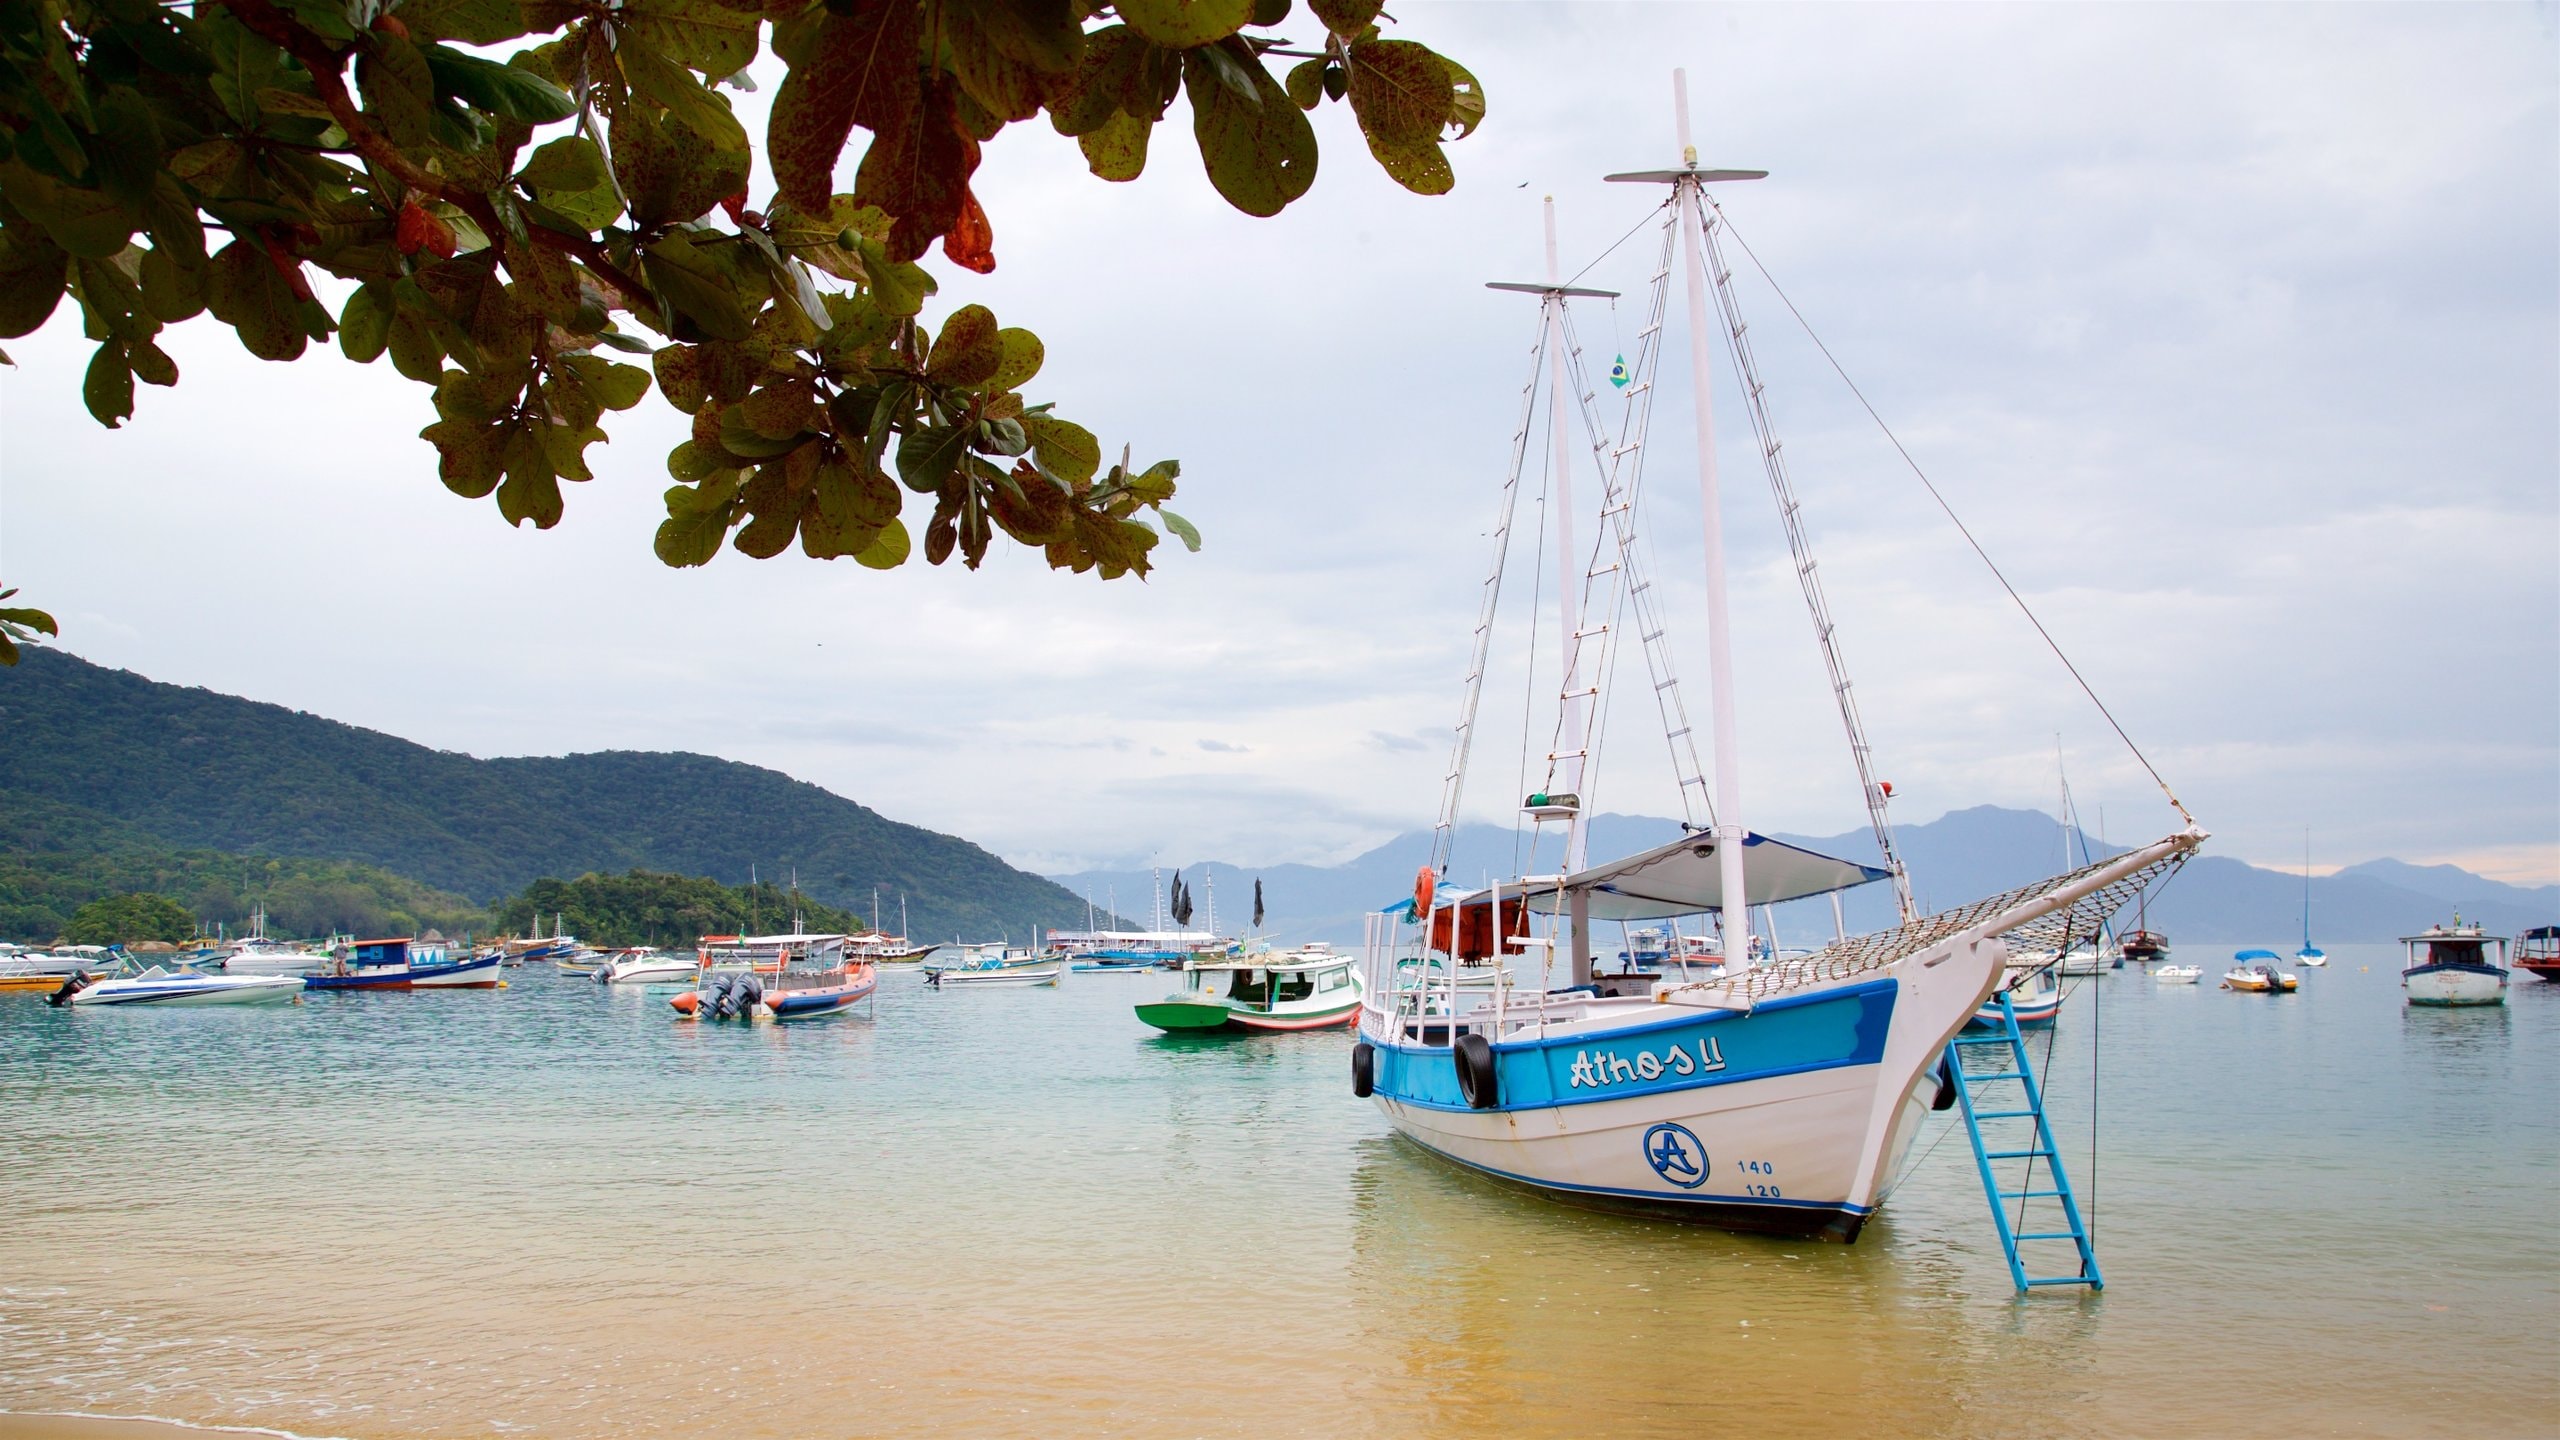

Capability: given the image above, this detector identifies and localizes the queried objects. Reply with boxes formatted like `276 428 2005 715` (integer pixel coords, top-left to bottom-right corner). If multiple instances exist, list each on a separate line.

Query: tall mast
1670 72 1754 975
1543 199 1590 877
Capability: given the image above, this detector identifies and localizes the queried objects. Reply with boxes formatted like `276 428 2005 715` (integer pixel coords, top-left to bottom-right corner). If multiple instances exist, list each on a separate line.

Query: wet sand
0 1417 318 1440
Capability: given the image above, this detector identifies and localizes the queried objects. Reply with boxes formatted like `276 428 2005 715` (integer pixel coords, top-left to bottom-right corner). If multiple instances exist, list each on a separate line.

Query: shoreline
0 1414 340 1440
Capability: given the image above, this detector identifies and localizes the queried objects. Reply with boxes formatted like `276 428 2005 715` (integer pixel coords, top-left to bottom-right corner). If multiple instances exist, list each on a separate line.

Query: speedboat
2401 921 2508 1007
926 946 1065 987
54 965 303 1007
1138 944 1363 1032
594 949 700 985
2155 964 2202 984
220 937 330 976
0 950 107 991
2222 951 2298 993
2517 925 2560 984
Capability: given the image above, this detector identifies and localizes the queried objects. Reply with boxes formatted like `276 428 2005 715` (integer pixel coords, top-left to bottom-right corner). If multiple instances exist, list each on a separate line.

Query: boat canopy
1518 831 1888 921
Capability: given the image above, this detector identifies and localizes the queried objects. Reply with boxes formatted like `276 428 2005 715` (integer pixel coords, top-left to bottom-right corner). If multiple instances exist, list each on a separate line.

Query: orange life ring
1414 865 1435 918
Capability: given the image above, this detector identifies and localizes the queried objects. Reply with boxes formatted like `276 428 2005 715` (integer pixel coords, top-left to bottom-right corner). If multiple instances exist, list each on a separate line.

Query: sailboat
1352 73 2204 1243
2295 830 2328 966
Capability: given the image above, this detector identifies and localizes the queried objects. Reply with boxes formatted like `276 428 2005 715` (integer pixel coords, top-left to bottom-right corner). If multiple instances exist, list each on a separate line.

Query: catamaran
1353 74 2201 1243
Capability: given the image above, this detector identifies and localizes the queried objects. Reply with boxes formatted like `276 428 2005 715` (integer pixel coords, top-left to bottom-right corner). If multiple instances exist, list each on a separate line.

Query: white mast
1205 872 1216 937
1544 198 1589 877
1672 70 1753 974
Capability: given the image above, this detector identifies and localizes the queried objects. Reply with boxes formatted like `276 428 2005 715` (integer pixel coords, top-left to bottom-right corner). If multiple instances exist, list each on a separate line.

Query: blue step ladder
1948 991 2103 1293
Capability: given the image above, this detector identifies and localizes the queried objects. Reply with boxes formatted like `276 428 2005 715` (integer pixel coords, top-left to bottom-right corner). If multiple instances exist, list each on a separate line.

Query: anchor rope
1705 202 2194 828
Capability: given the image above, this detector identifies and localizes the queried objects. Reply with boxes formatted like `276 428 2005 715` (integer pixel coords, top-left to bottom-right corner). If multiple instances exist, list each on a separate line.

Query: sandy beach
0 1418 316 1440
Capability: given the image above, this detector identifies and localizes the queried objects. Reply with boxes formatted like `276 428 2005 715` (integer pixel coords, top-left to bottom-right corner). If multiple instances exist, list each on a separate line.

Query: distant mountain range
1051 806 2558 947
0 649 1117 941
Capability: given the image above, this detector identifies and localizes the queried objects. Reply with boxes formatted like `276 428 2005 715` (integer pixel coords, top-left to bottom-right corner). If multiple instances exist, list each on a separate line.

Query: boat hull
926 965 1062 987
1136 997 1360 1033
69 975 303 1006
2519 960 2560 984
2404 964 2507 1007
1367 936 2003 1242
306 953 505 991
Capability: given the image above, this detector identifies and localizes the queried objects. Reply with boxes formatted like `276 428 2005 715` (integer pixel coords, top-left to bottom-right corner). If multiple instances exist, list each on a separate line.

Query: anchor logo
1642 1122 1709 1189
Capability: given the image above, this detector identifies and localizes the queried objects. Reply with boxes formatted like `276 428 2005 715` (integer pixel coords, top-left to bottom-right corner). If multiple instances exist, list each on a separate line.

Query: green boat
1135 945 1364 1033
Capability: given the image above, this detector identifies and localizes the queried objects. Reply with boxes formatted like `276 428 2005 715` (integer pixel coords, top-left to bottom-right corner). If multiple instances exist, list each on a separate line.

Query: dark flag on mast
1252 879 1265 930
1170 871 1194 926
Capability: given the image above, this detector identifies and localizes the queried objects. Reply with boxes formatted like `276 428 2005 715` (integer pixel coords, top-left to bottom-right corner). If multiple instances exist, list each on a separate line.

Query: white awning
1520 831 1887 921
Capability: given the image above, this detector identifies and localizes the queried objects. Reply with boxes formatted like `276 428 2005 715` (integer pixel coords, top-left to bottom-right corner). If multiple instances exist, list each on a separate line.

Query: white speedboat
1355 122 2204 1243
2222 952 2298 993
55 966 303 1007
594 949 700 985
2155 965 2202 984
2401 921 2507 1007
220 938 330 976
926 947 1065 987
0 950 106 991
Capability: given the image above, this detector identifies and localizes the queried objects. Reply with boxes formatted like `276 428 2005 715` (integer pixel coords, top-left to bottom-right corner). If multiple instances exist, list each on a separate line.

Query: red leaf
943 187 995 274
769 0 919 213
395 200 455 258
719 191 749 225
855 73 978 263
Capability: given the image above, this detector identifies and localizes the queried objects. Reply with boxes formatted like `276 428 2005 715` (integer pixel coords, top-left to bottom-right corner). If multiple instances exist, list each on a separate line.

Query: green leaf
88 89 164 210
667 440 725 482
1345 38 1453 148
718 405 809 457
988 327 1044 392
400 0 532 45
1115 0 1254 48
1186 49 1317 217
137 245 203 325
925 303 1003 387
619 44 750 151
847 232 931 316
425 46 578 123
1308 0 1383 36
517 134 607 193
853 515 910 569
0 163 138 259
1284 58 1325 111
497 424 565 527
1021 414 1100 484
205 241 306 361
422 416 505 497
1363 132 1452 196
0 223 70 338
359 36 438 148
82 342 133 427
129 340 178 387
895 422 971 493
641 233 753 342
1078 110 1153 183
612 105 750 228
339 282 394 363
564 354 651 410
1443 56 1486 140
1158 507 1203 552
655 482 738 566
619 0 762 79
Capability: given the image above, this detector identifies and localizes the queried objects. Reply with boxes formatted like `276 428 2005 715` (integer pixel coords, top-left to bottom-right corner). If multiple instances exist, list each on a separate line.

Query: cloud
1197 739 1249 754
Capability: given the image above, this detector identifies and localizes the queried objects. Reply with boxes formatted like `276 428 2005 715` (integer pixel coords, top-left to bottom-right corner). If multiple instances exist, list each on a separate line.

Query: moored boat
2155 964 2201 984
1138 944 1362 1032
305 938 504 991
0 950 108 991
54 964 303 1007
1968 958 2064 1028
2511 925 2558 983
671 959 876 1020
2294 829 2328 968
2222 951 2298 993
594 948 700 985
925 945 1065 987
2401 921 2508 1007
2120 929 2169 963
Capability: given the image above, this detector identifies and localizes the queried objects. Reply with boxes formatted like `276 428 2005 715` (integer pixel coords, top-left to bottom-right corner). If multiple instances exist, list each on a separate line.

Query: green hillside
495 871 867 949
0 792 489 941
0 649 1114 940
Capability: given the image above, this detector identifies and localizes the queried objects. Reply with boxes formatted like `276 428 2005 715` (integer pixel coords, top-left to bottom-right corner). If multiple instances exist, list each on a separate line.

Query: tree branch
213 0 658 314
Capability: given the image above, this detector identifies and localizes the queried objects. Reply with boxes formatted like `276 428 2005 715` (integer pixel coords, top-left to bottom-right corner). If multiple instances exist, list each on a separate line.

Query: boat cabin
1183 946 1358 1012
2400 923 2509 975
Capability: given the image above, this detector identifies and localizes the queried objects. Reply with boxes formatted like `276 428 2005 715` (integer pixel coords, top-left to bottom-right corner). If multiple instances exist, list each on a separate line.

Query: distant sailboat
2296 829 2328 967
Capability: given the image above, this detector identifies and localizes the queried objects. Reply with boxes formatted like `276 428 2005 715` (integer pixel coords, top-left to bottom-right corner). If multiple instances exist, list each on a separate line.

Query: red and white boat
670 959 877 1021
2515 925 2560 983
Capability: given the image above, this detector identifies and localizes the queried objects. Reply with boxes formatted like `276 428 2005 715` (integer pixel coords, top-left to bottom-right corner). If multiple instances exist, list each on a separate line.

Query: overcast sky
2 3 2552 884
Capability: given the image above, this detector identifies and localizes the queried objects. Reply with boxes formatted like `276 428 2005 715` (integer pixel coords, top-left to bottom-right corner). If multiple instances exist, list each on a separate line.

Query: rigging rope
1706 201 2195 828
1511 352 1556 884
1566 196 1674 290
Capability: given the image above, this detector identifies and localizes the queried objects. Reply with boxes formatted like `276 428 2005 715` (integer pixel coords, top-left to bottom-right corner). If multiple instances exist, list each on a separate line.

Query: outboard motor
46 972 92 1007
712 972 741 1018
736 973 765 1015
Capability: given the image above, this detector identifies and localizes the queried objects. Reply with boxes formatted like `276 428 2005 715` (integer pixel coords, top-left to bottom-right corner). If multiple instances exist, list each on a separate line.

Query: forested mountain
0 649 1108 940
494 872 866 949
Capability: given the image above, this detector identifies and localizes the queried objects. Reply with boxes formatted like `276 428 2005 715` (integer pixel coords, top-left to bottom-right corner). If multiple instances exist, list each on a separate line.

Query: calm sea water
0 945 2551 1438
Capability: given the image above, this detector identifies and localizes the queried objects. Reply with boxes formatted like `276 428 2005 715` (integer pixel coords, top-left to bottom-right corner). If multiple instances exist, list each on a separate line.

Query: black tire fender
1930 1051 1958 1112
1351 1041 1375 1098
1453 1032 1498 1110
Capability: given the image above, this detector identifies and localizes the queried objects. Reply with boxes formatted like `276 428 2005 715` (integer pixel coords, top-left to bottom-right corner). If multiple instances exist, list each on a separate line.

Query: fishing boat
698 930 851 975
925 945 1065 987
594 948 700 985
52 964 303 1007
2516 925 2560 983
2222 951 2298 993
670 958 876 1020
2155 964 2201 984
2295 830 2328 967
1138 944 1362 1032
2120 929 2169 963
2400 921 2509 1007
305 937 504 991
1354 88 2203 1243
1968 959 2064 1028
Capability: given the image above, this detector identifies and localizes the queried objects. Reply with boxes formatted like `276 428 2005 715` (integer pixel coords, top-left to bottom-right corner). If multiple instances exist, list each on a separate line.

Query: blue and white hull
2404 962 2506 1007
1365 935 2008 1241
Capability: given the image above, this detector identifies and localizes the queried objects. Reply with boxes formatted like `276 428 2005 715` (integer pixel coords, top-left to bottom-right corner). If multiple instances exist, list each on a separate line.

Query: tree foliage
0 0 1483 617
495 867 864 948
63 888 197 943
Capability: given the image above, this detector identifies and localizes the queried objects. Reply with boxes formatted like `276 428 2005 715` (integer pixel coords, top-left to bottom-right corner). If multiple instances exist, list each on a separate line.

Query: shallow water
1 946 2551 1438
